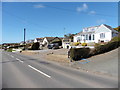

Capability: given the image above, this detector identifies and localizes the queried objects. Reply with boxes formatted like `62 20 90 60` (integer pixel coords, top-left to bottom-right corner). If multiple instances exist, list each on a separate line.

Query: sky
2 2 118 43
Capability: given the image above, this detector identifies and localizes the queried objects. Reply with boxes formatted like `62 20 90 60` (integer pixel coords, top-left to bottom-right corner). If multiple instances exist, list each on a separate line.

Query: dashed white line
16 58 20 60
16 58 24 63
11 55 14 58
19 60 24 63
28 65 51 78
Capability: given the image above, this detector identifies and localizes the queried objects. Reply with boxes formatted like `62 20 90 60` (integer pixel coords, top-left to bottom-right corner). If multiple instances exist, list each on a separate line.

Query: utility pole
24 28 26 50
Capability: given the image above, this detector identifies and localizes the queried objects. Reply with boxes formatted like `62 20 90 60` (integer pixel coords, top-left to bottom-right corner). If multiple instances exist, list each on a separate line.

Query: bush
7 48 12 52
69 41 120 61
95 41 120 55
81 43 87 46
94 43 100 47
31 42 40 50
111 34 120 42
70 48 90 60
71 42 80 46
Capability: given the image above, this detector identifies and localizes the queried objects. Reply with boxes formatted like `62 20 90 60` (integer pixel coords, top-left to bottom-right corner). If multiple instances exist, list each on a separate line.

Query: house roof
74 24 118 37
26 39 34 43
45 37 63 42
103 24 118 33
36 38 44 42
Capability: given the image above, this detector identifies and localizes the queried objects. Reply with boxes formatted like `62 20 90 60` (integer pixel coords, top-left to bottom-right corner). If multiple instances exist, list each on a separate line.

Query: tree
113 26 120 32
64 33 77 42
31 42 40 50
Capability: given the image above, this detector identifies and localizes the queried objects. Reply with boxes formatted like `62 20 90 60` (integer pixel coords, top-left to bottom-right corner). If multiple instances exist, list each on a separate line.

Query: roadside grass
7 48 16 52
7 48 13 52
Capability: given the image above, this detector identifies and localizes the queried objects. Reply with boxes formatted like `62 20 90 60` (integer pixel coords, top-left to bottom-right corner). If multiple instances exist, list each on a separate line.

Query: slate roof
45 37 63 42
36 38 44 42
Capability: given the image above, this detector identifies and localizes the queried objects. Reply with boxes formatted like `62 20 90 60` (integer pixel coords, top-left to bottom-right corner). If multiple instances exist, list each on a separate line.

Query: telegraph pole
24 28 26 50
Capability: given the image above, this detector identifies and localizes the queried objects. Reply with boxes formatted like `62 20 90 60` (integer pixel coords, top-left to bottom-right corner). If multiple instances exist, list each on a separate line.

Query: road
2 51 118 88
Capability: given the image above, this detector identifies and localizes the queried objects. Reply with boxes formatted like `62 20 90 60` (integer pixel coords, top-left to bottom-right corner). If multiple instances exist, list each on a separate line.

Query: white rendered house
74 24 118 43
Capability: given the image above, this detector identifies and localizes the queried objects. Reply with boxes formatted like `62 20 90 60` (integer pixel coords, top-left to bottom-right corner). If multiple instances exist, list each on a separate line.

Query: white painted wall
42 38 49 45
73 24 118 43
62 42 71 48
74 36 78 42
34 39 37 43
95 24 112 43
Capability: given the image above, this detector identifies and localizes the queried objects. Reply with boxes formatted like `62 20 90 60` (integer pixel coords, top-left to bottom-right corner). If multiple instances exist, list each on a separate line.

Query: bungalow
26 39 34 44
42 37 63 46
74 24 118 43
34 38 44 45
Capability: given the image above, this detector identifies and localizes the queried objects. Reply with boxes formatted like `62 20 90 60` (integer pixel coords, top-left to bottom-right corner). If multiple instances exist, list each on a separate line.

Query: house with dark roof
42 37 63 46
74 24 118 43
34 38 44 44
26 39 34 44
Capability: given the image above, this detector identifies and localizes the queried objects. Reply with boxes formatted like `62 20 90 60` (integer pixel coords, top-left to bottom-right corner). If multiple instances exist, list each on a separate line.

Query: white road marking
19 60 24 63
28 65 51 78
11 55 14 58
16 58 23 63
16 58 20 60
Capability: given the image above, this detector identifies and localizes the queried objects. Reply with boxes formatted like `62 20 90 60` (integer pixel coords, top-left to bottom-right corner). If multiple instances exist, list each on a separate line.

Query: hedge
70 48 90 60
94 41 120 55
30 42 40 50
69 41 120 61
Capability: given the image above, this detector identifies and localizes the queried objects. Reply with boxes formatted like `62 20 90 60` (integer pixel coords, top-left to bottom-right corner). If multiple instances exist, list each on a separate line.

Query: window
83 35 85 40
100 33 105 38
93 34 94 40
77 37 80 42
86 35 88 40
89 34 91 40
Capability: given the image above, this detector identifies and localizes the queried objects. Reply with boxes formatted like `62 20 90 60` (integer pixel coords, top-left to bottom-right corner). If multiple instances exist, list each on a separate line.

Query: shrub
71 42 80 46
31 42 40 50
7 48 12 52
95 41 120 55
70 48 90 60
94 43 100 47
81 43 87 46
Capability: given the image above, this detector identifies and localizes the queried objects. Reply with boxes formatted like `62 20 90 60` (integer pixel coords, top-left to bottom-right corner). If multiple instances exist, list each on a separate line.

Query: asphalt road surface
2 51 118 88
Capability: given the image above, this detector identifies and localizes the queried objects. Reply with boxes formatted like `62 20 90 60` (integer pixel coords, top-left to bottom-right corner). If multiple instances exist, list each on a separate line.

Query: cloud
33 4 45 8
76 3 88 12
89 10 96 15
97 19 106 24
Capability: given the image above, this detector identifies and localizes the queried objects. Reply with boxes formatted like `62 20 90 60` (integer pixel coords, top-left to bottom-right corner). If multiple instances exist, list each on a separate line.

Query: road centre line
19 60 24 63
11 55 14 58
16 58 20 60
16 58 24 63
28 65 51 78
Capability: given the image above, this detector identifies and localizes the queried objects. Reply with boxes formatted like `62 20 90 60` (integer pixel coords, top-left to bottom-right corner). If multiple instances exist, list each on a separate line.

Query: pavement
2 50 118 88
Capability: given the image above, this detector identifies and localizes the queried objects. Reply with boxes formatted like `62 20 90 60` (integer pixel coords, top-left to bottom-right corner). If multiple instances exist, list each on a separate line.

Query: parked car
47 43 59 49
